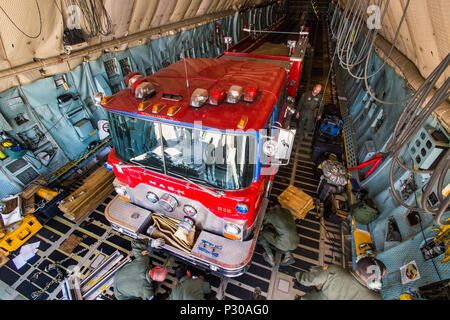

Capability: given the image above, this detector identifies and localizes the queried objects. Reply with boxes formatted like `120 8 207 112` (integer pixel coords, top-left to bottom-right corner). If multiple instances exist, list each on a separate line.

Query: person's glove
150 238 165 248
146 224 156 236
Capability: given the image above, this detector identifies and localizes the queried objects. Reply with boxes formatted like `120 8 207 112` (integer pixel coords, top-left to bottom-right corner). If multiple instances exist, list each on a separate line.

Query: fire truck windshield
108 112 256 190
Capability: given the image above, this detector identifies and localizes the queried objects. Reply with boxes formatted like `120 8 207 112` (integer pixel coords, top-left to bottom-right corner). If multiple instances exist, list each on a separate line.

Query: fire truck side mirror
94 92 104 106
262 127 296 165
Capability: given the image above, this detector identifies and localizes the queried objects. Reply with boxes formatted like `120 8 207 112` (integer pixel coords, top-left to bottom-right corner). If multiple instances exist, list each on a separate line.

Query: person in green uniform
113 238 168 300
258 205 299 267
295 256 386 300
295 84 323 140
169 264 212 300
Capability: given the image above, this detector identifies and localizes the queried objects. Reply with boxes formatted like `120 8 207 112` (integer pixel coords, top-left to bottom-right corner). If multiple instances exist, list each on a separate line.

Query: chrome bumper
105 195 268 277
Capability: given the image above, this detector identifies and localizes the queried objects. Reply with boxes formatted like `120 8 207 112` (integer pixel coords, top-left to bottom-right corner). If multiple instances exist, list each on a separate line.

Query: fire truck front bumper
105 195 268 277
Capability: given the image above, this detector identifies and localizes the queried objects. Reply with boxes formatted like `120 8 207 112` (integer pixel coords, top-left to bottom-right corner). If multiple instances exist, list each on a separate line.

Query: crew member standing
295 84 323 141
113 238 168 300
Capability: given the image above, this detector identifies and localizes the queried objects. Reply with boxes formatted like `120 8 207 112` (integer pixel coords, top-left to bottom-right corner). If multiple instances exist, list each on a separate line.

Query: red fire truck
99 43 306 276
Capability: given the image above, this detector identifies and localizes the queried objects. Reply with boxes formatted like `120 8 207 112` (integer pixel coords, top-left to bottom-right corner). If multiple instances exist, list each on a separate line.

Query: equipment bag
318 181 339 202
349 200 379 225
320 116 343 136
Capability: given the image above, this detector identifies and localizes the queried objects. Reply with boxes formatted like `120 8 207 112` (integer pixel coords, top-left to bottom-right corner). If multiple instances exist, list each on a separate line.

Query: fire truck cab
100 56 300 277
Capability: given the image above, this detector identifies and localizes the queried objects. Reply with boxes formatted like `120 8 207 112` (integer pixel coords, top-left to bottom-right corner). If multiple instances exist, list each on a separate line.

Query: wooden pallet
58 166 115 223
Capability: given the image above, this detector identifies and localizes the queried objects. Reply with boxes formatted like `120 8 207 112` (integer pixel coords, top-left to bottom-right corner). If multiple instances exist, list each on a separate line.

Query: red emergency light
209 88 226 106
243 86 258 102
125 72 142 88
131 78 147 94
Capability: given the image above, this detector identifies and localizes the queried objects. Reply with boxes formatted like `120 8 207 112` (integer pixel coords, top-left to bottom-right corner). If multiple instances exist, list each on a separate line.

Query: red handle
364 158 382 178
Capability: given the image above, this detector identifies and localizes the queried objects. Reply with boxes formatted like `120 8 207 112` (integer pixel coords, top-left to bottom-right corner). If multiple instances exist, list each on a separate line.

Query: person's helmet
400 293 414 300
356 257 386 291
149 266 168 282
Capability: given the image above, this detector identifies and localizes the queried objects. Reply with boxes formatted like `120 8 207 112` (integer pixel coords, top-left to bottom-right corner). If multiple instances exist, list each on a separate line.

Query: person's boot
262 252 275 267
280 252 296 266
295 271 304 284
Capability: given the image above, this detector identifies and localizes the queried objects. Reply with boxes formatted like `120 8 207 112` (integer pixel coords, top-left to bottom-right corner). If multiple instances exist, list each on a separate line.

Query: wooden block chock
22 195 36 215
0 248 9 268
277 185 315 220
21 178 46 200
58 166 115 223
59 234 84 254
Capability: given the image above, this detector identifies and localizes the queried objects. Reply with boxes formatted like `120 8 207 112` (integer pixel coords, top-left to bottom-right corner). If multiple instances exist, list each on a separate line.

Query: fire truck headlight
114 184 127 197
224 223 241 236
223 220 247 241
190 88 209 108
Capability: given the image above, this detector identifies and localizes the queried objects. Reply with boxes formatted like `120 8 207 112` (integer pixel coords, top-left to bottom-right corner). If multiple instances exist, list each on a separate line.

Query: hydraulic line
335 0 379 70
330 1 361 64
386 54 450 225
334 0 414 105
338 0 381 70
387 54 450 153
331 2 449 224
334 0 358 59
335 0 367 68
341 1 388 72
329 1 339 38
361 0 413 105
340 1 374 70
63 0 113 37
323 1 371 108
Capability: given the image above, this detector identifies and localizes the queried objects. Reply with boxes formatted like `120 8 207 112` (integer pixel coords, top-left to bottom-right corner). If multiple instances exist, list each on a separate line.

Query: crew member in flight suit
295 84 323 141
169 264 212 300
258 205 299 267
113 238 167 300
295 256 386 300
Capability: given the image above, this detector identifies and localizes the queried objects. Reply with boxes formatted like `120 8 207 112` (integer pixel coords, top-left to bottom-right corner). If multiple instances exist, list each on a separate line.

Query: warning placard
400 260 421 284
